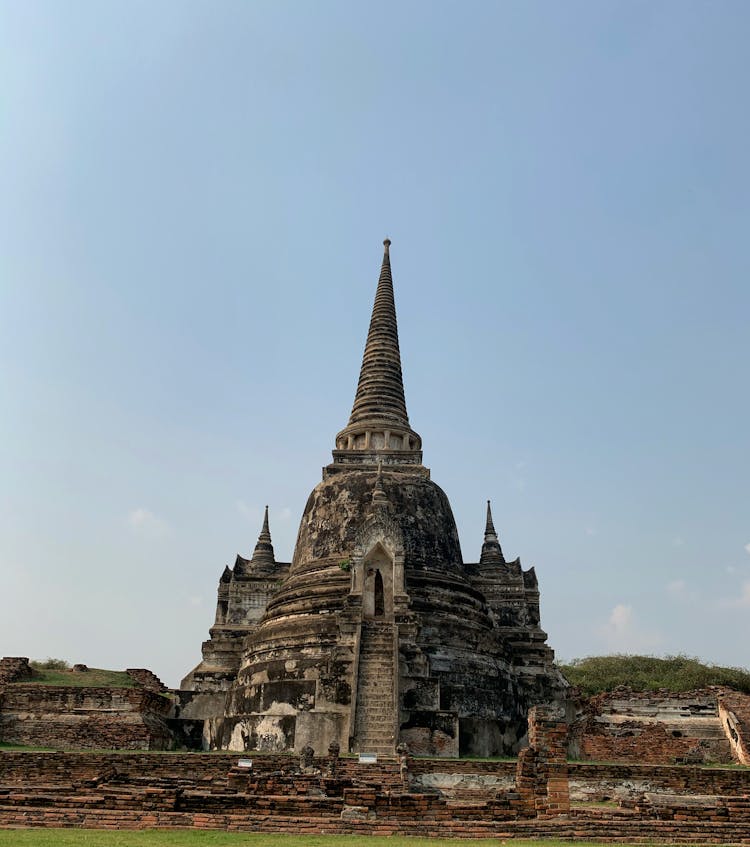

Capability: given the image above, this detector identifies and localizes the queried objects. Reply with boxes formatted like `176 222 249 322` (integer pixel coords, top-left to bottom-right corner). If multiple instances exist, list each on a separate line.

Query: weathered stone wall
719 690 750 765
1 748 750 841
125 669 167 693
3 805 750 841
2 749 746 792
0 686 173 750
568 760 750 801
515 706 569 816
2 748 746 815
0 658 33 685
570 688 736 764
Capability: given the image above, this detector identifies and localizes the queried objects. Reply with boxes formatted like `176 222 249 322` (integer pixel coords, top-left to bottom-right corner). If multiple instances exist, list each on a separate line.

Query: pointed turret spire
485 500 497 538
332 240 422 468
348 239 409 427
480 500 505 565
260 505 271 542
250 505 276 569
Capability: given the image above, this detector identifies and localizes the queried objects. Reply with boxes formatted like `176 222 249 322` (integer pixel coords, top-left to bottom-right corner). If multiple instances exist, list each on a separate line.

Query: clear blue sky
1 1 748 687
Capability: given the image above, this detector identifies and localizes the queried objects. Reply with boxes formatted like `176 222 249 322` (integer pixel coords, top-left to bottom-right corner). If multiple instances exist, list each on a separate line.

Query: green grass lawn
0 744 56 752
0 836 684 847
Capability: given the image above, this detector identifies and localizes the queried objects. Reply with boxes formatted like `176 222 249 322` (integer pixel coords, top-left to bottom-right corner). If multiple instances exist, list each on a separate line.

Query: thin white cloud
188 596 203 608
609 603 632 631
672 536 685 548
585 527 596 537
513 476 526 493
599 603 662 652
723 580 750 609
666 579 697 602
744 542 750 555
127 508 169 537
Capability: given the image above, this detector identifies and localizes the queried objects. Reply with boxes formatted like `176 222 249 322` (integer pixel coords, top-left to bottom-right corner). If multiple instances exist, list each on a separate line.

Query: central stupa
187 240 565 757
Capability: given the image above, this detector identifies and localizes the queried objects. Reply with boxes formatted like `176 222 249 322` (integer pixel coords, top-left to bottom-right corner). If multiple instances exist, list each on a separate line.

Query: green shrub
31 658 70 671
559 654 750 696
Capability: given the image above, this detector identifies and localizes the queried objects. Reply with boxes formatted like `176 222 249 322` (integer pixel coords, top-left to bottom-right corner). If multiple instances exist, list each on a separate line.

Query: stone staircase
354 621 396 758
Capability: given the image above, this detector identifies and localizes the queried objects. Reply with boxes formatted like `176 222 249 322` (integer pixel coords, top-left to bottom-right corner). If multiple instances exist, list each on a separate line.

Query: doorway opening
374 570 385 617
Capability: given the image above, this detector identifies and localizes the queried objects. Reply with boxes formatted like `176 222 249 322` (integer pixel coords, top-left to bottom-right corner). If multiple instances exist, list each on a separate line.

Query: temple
182 240 566 756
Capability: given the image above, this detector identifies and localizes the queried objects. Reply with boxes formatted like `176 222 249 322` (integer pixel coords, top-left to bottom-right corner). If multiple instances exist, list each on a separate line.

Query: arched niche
362 542 393 619
349 515 406 620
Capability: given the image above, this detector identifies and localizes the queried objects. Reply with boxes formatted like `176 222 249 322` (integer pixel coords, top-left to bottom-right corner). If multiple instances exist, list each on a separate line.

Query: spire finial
485 500 497 540
383 238 391 254
480 499 505 566
260 505 270 540
250 505 275 570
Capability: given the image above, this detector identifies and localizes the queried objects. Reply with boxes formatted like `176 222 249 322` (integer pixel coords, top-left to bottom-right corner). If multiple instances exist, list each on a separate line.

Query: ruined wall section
0 657 34 685
570 688 736 764
0 685 173 750
516 706 570 816
719 690 750 765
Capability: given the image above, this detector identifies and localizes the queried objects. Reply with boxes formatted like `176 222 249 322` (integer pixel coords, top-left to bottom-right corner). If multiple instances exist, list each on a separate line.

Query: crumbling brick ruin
181 240 567 757
2 721 750 842
0 658 34 685
568 686 750 765
0 660 174 751
516 706 570 816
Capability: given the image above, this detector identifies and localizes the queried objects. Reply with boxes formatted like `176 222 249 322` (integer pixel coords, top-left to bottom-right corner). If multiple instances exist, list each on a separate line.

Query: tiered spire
250 505 276 569
479 500 505 565
333 240 422 466
348 239 410 427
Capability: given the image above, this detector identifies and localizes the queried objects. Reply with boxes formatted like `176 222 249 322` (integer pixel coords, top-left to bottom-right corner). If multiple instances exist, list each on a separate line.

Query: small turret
250 505 275 569
234 506 276 578
479 500 505 566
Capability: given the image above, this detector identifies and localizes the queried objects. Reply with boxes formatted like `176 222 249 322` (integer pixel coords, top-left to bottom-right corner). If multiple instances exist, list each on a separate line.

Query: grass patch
0 743 55 752
559 655 750 695
0 836 673 847
21 667 136 688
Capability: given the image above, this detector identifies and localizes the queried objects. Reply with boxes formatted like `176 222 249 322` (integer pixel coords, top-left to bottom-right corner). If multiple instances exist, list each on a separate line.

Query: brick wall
2 804 750 841
515 706 569 816
1 750 747 795
719 690 750 765
570 688 735 764
0 658 33 685
0 686 173 750
569 760 750 797
1 748 750 840
126 670 168 693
